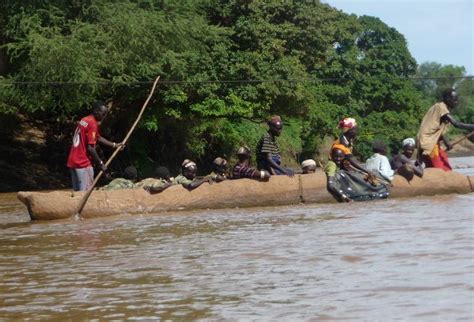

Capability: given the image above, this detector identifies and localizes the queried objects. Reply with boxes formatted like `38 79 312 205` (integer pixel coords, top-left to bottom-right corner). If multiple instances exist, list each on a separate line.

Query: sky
323 0 474 75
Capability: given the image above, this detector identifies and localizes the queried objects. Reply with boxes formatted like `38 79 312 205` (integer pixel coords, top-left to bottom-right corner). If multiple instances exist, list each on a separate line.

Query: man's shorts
70 167 94 191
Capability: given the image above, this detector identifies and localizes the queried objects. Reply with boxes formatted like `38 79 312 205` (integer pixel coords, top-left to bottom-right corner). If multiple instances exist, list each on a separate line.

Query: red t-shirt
67 115 100 168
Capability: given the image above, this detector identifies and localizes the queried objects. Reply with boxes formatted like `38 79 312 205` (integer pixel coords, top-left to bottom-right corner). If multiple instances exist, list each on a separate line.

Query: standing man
67 101 123 191
416 89 474 171
256 115 294 176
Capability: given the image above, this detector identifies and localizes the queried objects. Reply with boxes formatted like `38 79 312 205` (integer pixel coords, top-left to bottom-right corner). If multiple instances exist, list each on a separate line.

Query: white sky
323 0 474 75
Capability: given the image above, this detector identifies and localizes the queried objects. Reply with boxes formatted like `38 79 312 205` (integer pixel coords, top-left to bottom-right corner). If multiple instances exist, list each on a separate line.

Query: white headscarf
402 138 415 147
301 159 316 168
182 159 197 168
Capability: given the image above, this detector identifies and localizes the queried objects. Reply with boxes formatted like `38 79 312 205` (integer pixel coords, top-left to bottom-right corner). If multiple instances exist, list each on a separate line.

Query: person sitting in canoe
208 157 228 183
365 140 394 182
301 159 317 174
331 117 372 175
256 115 294 177
325 148 390 202
232 146 270 181
102 165 137 190
391 138 424 181
325 148 351 202
135 166 175 194
416 88 474 171
175 159 213 190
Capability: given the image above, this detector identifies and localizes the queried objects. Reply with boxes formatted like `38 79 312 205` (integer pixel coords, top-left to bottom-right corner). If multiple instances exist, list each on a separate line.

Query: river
1 157 473 320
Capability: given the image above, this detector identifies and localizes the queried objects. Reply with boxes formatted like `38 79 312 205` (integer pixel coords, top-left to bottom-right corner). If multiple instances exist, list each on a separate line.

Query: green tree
319 15 424 158
415 62 465 98
0 0 439 182
415 62 472 124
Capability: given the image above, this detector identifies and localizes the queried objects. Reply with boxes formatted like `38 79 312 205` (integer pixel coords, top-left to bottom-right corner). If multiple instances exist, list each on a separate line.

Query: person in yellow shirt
416 89 474 171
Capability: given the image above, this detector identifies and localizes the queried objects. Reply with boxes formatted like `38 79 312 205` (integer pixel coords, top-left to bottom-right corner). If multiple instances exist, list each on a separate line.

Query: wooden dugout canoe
17 168 474 221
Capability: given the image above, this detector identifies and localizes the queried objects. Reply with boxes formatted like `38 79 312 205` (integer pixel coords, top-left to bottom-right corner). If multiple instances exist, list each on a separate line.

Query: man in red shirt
67 101 123 191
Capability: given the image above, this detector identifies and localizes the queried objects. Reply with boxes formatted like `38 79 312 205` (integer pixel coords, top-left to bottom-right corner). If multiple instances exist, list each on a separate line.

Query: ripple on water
0 174 474 319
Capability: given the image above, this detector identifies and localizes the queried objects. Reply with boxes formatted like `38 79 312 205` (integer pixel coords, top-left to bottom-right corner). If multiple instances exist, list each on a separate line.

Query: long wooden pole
451 131 474 147
74 76 161 218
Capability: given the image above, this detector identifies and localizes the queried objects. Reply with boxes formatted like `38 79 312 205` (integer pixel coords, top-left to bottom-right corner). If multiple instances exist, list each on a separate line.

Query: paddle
450 131 474 148
74 75 161 219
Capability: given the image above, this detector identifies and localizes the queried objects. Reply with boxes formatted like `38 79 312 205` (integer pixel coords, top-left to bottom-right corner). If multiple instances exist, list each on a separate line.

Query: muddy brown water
1 157 473 320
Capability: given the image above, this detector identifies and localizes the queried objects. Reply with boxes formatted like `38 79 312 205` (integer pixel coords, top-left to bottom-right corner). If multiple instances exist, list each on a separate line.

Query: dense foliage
415 62 474 126
0 0 471 176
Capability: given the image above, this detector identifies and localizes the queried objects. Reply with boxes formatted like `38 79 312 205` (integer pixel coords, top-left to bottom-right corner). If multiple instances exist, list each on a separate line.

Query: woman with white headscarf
390 138 424 180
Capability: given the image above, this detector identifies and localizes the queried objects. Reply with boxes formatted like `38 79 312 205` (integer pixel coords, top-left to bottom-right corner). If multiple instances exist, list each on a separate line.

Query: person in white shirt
365 140 394 181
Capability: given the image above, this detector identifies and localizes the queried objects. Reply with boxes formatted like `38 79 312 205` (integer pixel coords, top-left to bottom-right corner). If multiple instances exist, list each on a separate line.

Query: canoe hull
17 169 473 221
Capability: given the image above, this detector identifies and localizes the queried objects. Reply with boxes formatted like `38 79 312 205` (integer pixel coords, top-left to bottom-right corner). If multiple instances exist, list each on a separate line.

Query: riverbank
0 115 70 192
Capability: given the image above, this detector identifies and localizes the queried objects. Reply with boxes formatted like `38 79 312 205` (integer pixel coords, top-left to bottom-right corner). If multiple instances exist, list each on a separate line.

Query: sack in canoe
332 170 390 202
